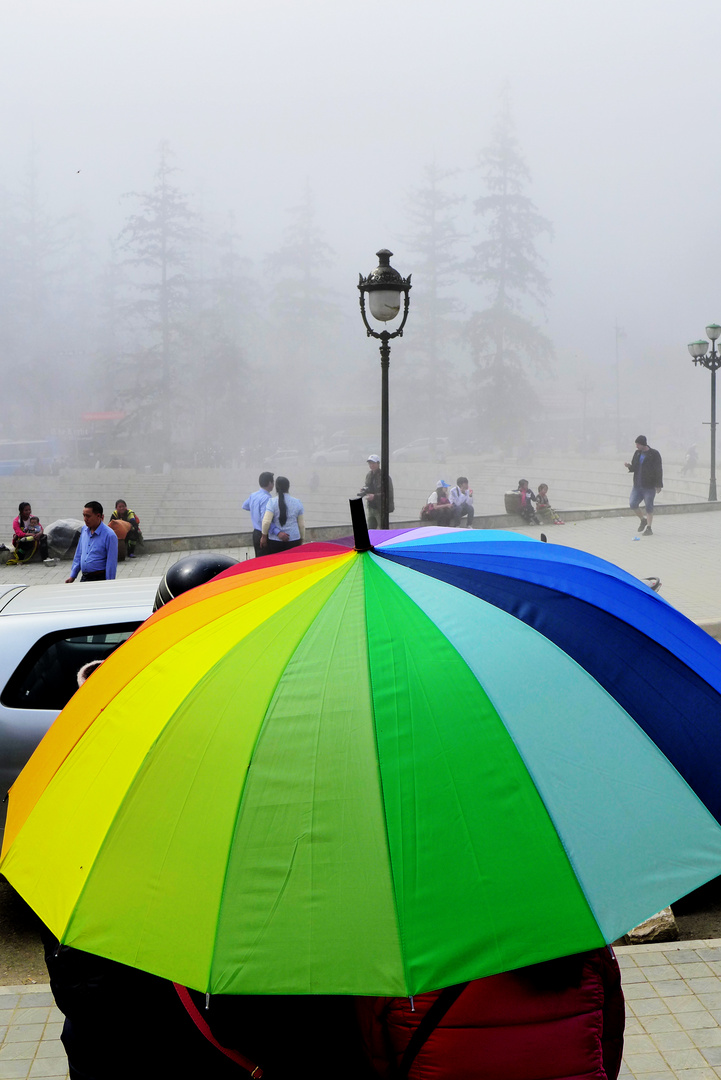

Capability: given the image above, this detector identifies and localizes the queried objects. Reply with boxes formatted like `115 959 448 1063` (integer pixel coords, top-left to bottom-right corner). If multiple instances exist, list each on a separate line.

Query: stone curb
120 500 721 556
616 937 721 954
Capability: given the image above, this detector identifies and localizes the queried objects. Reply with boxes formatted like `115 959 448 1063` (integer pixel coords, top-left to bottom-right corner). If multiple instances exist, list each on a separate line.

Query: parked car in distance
310 444 352 464
266 448 301 466
391 437 451 462
0 578 159 838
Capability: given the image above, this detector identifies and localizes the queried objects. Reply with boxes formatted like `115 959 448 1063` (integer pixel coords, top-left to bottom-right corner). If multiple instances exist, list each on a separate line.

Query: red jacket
12 514 31 540
356 949 624 1080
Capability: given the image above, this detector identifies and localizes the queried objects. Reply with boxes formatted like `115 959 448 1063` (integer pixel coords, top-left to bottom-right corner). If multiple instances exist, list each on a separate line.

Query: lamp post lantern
687 325 721 501
358 249 412 529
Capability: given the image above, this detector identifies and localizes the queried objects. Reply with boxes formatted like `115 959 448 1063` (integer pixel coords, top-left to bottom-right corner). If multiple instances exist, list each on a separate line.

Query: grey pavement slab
0 545 255 591
1 510 720 623
619 940 721 1077
498 511 721 624
7 943 721 1077
0 454 711 539
0 987 67 1079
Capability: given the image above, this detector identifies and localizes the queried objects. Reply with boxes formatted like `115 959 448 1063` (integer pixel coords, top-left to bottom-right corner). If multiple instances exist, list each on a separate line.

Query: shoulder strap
396 983 468 1079
173 983 263 1077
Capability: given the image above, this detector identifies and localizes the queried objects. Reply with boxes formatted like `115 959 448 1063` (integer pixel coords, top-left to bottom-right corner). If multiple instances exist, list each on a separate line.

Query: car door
0 616 142 829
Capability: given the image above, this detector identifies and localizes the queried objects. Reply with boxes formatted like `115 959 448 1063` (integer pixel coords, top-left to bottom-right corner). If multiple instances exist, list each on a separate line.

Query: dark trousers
453 505 474 527
13 535 49 560
252 528 263 558
428 506 456 526
268 538 303 554
80 570 106 582
126 525 140 554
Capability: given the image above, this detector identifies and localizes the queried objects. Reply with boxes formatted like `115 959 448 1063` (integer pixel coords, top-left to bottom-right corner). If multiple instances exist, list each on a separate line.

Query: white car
310 444 352 464
266 448 301 466
0 578 159 833
391 437 450 462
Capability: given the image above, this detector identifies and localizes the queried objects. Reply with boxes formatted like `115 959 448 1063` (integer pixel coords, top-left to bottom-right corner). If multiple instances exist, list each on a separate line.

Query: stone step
0 458 712 537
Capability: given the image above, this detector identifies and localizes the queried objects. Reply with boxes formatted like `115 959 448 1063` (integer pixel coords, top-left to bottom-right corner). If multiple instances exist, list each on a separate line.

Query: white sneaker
43 558 58 566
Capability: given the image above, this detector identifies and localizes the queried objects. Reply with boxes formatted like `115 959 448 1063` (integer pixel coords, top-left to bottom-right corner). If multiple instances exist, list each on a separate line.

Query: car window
1 622 141 711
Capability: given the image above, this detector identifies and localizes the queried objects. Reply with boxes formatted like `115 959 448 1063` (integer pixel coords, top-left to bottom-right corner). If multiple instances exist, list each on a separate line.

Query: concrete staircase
0 456 711 540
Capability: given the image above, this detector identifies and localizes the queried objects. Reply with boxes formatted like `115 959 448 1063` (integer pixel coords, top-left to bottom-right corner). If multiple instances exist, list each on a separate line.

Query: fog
0 0 718 469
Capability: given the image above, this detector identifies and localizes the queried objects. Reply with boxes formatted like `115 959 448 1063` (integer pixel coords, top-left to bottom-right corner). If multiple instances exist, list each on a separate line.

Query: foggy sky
1 0 719 443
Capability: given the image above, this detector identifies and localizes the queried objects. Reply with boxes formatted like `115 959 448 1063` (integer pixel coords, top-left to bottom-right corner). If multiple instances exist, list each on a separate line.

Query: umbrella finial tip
349 498 372 551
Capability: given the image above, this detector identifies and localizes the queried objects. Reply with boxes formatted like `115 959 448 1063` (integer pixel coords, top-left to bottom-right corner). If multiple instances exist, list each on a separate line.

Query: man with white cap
359 454 394 530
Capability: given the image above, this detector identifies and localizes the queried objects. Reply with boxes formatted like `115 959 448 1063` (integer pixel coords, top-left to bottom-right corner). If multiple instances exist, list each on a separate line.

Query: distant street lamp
358 249 412 528
687 324 721 501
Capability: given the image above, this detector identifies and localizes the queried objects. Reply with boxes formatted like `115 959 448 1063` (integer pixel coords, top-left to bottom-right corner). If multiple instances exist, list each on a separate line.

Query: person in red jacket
356 947 625 1080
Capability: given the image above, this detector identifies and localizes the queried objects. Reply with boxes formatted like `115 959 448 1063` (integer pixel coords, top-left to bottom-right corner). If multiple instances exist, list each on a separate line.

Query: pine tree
467 101 553 450
192 216 260 465
95 242 125 407
0 149 78 434
401 163 464 444
118 142 198 463
264 183 341 445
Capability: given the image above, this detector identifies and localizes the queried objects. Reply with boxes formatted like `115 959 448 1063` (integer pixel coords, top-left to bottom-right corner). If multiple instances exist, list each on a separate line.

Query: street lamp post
687 324 721 501
358 249 412 529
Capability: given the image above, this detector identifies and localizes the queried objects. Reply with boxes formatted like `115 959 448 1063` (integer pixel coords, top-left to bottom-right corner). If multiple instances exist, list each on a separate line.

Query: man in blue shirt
242 472 275 557
66 501 119 582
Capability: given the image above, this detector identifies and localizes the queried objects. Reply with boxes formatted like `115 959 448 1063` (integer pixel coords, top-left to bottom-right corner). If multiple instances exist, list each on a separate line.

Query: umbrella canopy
4 526 721 998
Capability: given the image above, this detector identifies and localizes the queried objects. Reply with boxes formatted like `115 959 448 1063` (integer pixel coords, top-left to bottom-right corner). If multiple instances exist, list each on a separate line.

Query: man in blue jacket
625 435 663 536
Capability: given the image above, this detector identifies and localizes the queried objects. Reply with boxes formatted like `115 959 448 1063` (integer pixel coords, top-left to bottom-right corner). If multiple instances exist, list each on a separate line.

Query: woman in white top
260 476 305 554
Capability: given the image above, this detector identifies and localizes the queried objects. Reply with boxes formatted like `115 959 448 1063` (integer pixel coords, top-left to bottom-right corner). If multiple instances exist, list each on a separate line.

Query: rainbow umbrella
4 518 721 998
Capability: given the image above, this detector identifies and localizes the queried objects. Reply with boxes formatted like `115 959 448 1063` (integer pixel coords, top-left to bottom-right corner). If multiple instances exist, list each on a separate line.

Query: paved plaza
7 942 721 1078
1 507 720 624
0 452 711 540
619 941 721 1078
2 508 721 1077
0 987 65 1080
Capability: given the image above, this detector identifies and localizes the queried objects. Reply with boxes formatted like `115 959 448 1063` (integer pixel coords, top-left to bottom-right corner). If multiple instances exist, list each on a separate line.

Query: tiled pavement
8 943 721 1078
619 941 721 1078
2 508 721 623
0 987 66 1079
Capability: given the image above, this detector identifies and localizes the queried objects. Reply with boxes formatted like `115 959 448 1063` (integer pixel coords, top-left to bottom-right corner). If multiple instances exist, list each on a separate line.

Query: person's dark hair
456 476 468 486
275 476 290 527
18 501 31 517
518 479 528 488
115 499 126 508
85 501 103 516
635 435 648 446
259 471 274 488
